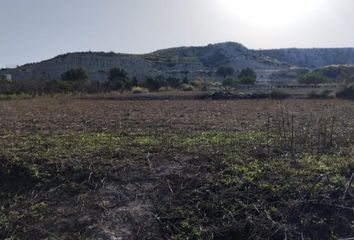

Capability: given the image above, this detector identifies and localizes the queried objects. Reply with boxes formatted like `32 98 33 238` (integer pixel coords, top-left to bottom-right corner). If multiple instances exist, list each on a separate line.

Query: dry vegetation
1 95 354 239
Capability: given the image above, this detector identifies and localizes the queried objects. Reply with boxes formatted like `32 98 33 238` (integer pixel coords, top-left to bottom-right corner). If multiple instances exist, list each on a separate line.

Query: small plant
181 84 195 91
158 86 174 92
131 86 149 94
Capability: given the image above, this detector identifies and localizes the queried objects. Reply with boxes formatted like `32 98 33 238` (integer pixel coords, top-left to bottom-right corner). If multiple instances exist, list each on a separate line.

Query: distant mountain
1 42 354 81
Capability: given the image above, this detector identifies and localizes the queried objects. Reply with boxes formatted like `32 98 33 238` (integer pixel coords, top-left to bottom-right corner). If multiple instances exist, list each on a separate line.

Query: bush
222 77 235 87
61 68 88 82
238 67 256 78
166 77 182 88
141 76 191 91
238 77 256 85
298 72 329 85
308 90 333 99
237 68 257 84
158 86 174 92
191 80 208 91
216 66 234 78
336 85 354 100
143 76 167 91
131 86 149 94
270 69 309 79
181 84 195 91
107 68 132 91
269 90 290 100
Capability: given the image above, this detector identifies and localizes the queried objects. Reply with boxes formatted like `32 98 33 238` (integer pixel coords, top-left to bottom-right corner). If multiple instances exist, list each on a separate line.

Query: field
1 95 354 239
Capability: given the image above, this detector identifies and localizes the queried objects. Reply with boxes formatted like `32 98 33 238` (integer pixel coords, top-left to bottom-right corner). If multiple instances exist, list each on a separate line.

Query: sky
1 0 354 68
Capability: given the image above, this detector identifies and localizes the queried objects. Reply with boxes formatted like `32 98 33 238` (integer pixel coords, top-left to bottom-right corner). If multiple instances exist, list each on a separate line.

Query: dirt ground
1 97 353 134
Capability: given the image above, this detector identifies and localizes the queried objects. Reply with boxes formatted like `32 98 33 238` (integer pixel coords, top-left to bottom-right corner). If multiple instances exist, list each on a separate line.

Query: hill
1 42 354 81
259 48 354 68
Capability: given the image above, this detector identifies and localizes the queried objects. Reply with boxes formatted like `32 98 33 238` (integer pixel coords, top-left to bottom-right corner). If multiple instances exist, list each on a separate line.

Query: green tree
222 77 234 88
298 72 329 86
182 77 189 84
131 77 139 87
60 68 88 92
61 68 88 82
0 75 8 84
238 68 257 84
166 77 182 88
107 68 132 91
216 66 234 78
144 75 167 91
320 66 341 79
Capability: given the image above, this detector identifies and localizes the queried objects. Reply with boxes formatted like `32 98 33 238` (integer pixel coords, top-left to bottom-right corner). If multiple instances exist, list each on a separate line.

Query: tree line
298 66 354 86
0 68 197 95
0 66 261 95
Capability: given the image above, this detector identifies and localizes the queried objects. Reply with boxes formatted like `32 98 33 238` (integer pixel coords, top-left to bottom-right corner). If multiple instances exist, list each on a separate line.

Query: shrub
237 68 257 84
270 69 309 79
166 77 182 88
238 67 256 78
61 68 88 82
336 85 354 100
181 84 195 91
238 76 256 85
190 80 208 91
107 68 132 91
298 72 330 85
131 86 149 94
222 77 235 87
131 77 139 87
269 90 290 100
143 76 167 91
158 86 174 92
308 89 333 99
216 66 234 78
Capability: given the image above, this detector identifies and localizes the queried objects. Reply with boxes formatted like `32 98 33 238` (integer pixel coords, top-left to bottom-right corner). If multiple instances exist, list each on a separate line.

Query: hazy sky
1 0 354 68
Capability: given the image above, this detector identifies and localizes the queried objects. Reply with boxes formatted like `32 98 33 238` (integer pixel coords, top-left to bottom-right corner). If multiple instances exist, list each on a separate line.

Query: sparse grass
132 86 149 94
0 93 33 101
157 129 354 239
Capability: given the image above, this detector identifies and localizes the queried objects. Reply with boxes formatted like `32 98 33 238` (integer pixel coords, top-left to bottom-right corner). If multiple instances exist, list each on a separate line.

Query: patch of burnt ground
0 149 187 239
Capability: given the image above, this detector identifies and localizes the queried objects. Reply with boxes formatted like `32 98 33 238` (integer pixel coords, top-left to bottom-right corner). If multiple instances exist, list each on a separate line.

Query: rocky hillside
1 42 354 81
259 48 354 68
